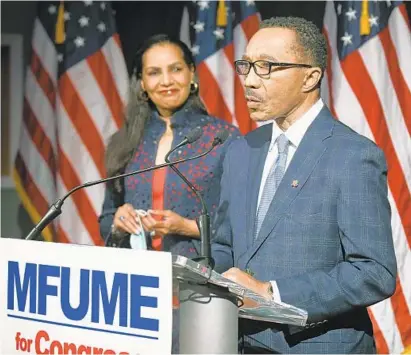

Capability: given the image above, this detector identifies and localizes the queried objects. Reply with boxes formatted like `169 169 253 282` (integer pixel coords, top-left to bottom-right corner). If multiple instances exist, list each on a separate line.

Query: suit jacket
212 106 397 354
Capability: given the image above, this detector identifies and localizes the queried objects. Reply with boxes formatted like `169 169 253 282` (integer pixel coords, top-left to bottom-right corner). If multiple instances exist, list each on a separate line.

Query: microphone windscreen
213 129 230 146
185 127 203 144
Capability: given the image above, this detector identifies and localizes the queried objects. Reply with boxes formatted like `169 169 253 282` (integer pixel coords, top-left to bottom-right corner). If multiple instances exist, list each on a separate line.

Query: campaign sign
0 238 172 354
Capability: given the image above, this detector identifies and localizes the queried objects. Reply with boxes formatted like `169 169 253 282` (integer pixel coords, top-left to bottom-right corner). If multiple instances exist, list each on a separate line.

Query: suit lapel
245 108 335 264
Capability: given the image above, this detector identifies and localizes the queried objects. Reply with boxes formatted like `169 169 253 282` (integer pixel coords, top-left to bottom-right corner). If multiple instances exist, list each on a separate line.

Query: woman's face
140 43 195 117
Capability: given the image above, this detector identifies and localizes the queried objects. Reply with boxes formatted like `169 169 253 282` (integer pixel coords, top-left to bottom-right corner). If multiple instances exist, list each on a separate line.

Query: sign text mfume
0 239 172 354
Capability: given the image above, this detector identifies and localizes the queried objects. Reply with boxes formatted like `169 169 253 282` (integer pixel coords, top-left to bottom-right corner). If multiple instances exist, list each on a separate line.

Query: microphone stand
25 146 217 242
170 133 237 354
165 141 220 268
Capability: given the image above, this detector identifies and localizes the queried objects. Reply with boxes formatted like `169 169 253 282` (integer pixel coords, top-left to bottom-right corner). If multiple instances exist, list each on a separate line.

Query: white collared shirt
257 99 324 207
255 99 324 302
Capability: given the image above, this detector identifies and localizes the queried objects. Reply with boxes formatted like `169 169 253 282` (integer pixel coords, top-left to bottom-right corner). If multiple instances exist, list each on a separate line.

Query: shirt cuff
270 281 281 303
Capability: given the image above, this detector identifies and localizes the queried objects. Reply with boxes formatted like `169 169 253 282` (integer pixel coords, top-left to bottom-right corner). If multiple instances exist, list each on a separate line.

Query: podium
173 255 308 354
1 238 175 355
1 238 308 355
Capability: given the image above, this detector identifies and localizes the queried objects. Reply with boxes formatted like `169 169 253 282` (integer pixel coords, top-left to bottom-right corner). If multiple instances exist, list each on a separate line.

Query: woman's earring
139 90 149 101
190 81 199 94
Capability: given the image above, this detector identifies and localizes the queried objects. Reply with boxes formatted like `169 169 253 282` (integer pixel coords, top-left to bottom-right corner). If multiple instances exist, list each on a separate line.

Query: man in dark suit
211 16 397 353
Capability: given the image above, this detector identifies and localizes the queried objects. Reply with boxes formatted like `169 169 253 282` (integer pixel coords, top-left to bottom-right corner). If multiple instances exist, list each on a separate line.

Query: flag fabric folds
322 1 411 353
14 1 128 245
180 0 260 134
184 1 411 353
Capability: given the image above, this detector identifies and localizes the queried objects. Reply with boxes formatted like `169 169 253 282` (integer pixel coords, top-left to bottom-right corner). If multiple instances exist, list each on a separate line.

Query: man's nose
244 67 260 88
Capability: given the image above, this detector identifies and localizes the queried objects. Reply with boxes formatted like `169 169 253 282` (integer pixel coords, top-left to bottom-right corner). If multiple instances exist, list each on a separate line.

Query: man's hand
223 267 273 300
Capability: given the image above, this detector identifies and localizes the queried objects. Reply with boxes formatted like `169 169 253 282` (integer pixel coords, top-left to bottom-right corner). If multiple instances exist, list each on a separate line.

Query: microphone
175 126 203 149
213 129 229 146
25 128 208 242
165 129 230 268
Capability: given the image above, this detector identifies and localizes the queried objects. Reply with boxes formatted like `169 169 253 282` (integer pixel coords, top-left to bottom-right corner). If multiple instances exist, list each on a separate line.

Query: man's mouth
245 93 262 102
246 96 262 104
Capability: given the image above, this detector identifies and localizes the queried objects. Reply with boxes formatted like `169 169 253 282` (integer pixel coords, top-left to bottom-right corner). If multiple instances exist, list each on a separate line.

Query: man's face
242 27 310 122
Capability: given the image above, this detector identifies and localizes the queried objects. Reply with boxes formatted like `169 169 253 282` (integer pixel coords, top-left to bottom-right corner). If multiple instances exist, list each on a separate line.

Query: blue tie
254 133 289 239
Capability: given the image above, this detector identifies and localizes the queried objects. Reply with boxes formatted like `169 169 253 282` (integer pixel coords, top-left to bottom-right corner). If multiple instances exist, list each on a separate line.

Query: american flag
322 1 411 353
180 0 260 134
13 1 128 245
182 0 411 352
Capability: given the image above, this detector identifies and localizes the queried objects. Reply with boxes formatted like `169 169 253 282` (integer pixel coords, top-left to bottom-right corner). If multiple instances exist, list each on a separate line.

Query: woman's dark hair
105 34 206 193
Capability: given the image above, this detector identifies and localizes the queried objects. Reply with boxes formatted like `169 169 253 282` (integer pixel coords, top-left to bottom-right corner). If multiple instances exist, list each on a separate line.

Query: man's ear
140 80 146 92
302 67 323 92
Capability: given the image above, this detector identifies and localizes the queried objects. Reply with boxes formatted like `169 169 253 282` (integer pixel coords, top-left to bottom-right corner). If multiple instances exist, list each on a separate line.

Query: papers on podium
173 255 308 327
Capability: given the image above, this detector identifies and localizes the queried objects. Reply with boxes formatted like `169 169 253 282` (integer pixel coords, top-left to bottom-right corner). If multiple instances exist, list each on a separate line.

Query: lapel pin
291 180 299 188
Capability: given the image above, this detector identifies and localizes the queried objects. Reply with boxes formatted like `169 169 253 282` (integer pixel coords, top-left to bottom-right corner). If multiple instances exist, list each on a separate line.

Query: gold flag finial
360 0 371 36
401 343 411 354
216 0 227 27
55 1 66 44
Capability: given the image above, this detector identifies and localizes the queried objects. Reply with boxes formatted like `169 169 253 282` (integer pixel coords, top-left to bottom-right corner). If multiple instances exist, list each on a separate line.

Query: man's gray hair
260 16 327 72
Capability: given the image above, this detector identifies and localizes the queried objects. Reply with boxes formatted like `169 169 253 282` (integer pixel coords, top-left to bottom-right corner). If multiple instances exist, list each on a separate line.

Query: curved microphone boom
25 128 209 241
165 129 230 268
165 127 209 219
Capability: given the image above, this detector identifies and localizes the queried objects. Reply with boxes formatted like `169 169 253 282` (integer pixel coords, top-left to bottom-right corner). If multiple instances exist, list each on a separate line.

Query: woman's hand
142 210 200 238
113 204 141 235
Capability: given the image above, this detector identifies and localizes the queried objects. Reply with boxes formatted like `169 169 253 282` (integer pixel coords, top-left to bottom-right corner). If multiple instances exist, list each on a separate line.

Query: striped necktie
254 133 289 239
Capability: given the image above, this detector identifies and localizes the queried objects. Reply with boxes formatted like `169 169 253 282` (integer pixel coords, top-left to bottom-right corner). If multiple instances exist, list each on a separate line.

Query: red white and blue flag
14 1 128 245
183 0 411 353
322 1 411 353
180 0 260 134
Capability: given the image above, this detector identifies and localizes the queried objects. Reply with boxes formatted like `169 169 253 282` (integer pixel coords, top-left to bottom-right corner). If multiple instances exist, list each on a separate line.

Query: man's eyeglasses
234 60 312 76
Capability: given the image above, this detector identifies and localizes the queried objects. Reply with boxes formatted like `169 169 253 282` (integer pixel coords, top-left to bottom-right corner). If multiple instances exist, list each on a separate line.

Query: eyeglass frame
234 59 313 76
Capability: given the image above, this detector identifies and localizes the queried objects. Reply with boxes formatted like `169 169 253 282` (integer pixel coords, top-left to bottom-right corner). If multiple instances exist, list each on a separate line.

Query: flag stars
97 22 107 32
57 53 64 63
246 0 255 6
48 5 57 14
78 16 90 27
369 15 379 27
191 45 200 56
74 36 86 48
84 1 93 6
64 11 71 21
213 28 225 40
193 21 205 33
337 4 342 15
100 2 106 10
198 1 209 10
345 7 357 21
341 32 353 46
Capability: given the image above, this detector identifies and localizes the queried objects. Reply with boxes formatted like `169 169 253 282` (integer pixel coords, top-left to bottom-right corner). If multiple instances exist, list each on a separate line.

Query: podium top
172 255 308 327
